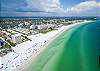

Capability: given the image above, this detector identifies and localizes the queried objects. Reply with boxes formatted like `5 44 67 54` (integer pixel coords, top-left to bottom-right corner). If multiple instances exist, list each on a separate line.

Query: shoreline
21 21 91 71
19 26 70 71
1 21 92 71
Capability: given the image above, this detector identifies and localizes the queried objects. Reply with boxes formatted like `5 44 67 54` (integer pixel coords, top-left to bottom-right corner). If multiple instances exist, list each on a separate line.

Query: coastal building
25 22 30 25
30 25 37 30
47 24 56 29
18 23 23 27
37 25 48 30
11 34 22 44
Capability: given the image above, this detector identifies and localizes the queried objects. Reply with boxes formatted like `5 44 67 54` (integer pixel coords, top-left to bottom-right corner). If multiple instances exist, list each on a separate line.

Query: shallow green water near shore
28 21 100 71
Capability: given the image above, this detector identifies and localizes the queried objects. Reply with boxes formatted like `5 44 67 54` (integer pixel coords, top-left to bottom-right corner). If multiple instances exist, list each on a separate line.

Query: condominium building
11 34 22 44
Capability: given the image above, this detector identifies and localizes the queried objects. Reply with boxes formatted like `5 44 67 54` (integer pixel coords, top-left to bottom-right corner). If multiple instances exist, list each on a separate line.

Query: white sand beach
0 21 91 71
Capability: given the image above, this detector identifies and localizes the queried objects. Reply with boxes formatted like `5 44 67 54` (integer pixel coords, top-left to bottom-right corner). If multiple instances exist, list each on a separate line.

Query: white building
37 25 48 30
30 25 36 30
25 22 30 25
11 34 22 44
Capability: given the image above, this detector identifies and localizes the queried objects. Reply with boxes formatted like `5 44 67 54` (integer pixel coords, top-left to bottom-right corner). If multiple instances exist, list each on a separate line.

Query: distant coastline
0 16 99 19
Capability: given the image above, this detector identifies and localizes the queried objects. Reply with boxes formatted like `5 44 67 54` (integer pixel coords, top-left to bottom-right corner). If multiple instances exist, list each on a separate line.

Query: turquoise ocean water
27 20 100 71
